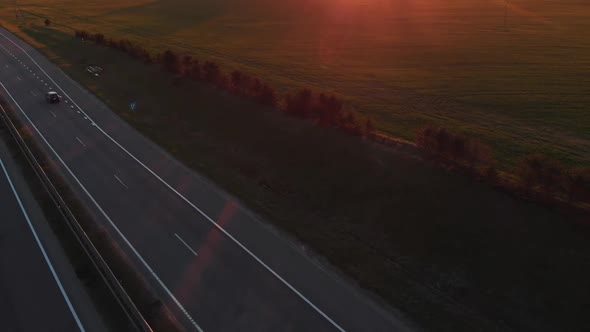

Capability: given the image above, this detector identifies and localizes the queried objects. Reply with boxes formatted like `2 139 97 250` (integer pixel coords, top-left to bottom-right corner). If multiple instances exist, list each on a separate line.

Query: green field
4 0 590 166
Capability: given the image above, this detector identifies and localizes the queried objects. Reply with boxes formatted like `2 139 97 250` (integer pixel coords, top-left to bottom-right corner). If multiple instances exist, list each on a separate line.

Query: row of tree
282 88 375 136
518 154 590 203
416 125 494 167
73 30 376 138
75 30 153 63
75 31 275 104
416 125 590 205
74 30 588 209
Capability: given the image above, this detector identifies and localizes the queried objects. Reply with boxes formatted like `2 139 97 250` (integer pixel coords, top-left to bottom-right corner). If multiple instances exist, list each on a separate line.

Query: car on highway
45 91 60 104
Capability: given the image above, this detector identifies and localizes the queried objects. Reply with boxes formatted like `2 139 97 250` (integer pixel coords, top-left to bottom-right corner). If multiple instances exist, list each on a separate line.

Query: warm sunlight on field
3 0 589 165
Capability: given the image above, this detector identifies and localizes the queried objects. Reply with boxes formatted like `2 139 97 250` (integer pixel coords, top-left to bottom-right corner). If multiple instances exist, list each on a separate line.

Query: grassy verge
0 97 183 331
5 22 590 332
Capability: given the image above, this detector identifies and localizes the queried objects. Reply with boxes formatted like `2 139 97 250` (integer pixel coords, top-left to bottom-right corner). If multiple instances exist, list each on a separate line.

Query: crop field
1 0 589 166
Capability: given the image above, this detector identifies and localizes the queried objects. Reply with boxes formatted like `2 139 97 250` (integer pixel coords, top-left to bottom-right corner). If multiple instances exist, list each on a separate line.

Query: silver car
45 91 60 104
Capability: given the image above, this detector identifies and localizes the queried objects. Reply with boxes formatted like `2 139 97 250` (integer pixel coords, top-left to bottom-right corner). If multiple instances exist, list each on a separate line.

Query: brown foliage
416 126 494 165
284 88 313 118
517 154 565 196
365 118 375 137
94 33 105 45
202 61 221 83
161 50 180 74
416 125 435 150
72 30 361 137
564 167 590 203
188 59 201 80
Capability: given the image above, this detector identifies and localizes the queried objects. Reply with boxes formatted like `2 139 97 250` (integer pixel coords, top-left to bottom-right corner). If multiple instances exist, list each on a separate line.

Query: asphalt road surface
0 25 414 332
0 139 108 332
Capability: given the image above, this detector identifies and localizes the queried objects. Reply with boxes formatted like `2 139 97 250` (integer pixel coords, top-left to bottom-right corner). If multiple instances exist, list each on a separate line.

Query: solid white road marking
174 234 198 256
75 137 86 147
50 111 57 118
0 158 86 332
0 30 346 332
113 174 128 189
0 84 204 332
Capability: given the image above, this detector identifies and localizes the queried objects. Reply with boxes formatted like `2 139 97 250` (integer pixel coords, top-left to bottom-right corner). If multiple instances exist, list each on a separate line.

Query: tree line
74 30 376 138
417 125 590 206
74 30 588 210
518 154 590 204
416 125 494 168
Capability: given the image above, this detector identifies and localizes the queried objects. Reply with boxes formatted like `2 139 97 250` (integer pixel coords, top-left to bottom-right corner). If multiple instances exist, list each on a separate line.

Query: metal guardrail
0 103 153 332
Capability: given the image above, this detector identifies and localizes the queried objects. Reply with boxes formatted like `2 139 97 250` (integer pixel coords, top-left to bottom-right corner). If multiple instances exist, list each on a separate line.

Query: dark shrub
161 50 180 74
203 61 221 83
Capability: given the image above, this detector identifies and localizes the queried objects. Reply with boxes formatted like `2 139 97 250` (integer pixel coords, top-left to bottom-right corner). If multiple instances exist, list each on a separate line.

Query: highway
0 138 108 331
0 25 413 332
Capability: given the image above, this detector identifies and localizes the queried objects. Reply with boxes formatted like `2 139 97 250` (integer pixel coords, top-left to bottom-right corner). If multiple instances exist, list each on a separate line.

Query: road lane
2 77 337 331
0 158 82 332
0 136 116 331
0 25 413 332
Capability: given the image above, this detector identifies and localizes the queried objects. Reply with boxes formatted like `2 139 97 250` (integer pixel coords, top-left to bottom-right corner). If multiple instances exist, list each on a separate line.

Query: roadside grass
7 22 590 331
4 0 590 167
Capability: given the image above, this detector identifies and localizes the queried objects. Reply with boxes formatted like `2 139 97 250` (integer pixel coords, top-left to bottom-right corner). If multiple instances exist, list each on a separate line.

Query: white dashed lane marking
175 234 198 256
75 137 86 147
114 174 128 189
